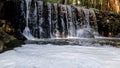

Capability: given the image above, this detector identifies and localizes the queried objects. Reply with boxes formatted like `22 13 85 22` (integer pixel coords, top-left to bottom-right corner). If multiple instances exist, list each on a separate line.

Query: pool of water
0 44 120 68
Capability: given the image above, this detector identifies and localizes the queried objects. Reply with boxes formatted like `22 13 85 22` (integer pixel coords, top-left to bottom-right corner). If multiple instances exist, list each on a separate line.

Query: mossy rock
0 28 16 42
0 27 24 52
5 39 24 50
0 41 5 53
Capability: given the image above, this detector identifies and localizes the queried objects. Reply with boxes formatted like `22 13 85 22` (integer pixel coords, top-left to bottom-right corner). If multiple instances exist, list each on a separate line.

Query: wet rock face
77 28 94 38
0 0 119 38
0 0 26 39
18 0 99 39
115 33 120 38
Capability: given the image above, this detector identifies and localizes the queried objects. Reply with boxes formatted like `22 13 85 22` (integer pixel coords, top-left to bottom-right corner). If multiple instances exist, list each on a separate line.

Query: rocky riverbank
0 20 24 53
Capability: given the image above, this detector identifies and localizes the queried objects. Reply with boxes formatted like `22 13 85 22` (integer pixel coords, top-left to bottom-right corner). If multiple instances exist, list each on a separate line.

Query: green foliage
41 0 103 9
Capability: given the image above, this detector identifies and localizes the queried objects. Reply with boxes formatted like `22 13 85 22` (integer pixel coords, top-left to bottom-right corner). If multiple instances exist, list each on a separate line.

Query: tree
108 0 119 13
41 0 120 13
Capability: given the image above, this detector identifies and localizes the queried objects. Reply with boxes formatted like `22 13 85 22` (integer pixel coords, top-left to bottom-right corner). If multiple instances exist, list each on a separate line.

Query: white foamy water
20 0 99 39
0 44 120 68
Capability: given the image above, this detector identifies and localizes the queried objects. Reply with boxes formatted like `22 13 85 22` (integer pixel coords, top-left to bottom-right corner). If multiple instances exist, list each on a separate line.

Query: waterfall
22 0 35 39
21 0 98 39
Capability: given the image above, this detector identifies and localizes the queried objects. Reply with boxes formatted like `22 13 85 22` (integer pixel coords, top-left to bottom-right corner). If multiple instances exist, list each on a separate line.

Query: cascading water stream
21 0 98 39
47 2 52 38
37 1 43 38
23 0 35 39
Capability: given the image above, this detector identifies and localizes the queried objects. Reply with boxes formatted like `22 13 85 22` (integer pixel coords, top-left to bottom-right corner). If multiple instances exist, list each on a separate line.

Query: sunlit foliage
41 0 120 13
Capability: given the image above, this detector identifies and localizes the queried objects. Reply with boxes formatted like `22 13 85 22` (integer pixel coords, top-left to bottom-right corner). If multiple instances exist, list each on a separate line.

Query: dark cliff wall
0 0 4 19
0 0 26 39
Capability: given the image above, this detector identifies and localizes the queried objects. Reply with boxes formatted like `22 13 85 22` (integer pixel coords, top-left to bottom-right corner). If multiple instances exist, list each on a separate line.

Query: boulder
0 28 16 43
0 27 24 53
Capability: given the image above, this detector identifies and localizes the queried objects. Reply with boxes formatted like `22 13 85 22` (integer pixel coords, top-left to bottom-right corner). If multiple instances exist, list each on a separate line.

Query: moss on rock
0 27 24 53
5 39 24 50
